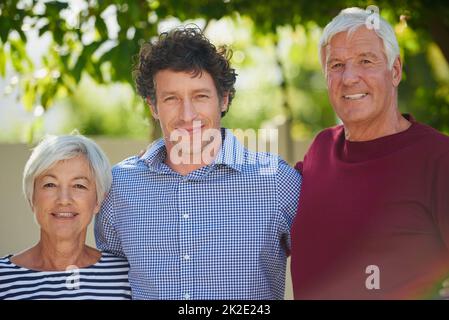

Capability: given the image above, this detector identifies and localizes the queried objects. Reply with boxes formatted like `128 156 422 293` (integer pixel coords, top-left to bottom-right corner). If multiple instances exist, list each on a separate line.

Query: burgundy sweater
291 115 449 299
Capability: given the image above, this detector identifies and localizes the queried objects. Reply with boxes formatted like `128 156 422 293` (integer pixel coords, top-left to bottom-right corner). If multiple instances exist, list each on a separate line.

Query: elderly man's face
324 27 401 125
32 155 100 241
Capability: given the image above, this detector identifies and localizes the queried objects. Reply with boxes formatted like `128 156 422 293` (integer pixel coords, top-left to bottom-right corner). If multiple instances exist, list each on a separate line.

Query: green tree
1 0 448 141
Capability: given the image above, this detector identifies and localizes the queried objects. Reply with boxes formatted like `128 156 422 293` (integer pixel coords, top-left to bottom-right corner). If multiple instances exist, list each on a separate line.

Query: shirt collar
213 128 244 172
139 128 244 173
139 138 167 172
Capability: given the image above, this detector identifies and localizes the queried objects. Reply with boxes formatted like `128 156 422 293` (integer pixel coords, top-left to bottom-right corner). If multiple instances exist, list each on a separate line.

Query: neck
32 231 95 271
165 131 223 176
344 109 411 142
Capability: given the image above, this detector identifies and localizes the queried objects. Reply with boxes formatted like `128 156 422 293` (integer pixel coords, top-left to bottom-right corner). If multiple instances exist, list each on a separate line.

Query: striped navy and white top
0 252 131 300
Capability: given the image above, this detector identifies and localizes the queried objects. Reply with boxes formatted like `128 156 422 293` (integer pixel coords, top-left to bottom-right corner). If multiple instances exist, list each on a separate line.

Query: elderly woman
0 134 131 300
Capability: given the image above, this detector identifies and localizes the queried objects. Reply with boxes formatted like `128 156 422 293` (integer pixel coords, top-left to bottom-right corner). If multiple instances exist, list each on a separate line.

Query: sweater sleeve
433 150 449 251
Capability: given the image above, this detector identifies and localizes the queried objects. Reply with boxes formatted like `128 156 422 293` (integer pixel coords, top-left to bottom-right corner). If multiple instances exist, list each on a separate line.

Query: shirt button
184 293 190 300
183 254 190 260
182 214 189 219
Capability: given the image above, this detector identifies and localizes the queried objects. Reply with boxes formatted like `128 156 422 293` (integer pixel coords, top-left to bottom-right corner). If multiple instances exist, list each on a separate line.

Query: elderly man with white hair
290 7 449 299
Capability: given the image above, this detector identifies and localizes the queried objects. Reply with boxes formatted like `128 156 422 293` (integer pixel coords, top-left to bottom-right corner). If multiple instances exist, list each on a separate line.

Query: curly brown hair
133 26 237 117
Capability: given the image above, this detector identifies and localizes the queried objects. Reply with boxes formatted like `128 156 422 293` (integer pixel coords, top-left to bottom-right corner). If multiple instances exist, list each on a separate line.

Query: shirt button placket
179 178 194 300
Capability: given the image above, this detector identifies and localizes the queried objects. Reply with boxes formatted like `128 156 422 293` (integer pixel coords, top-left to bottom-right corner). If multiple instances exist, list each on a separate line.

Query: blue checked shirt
95 129 302 300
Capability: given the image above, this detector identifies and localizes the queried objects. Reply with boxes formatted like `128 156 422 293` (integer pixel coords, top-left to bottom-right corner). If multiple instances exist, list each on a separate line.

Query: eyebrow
73 176 91 182
358 52 379 60
42 174 91 182
192 89 213 94
159 91 176 96
326 58 342 65
161 88 213 93
327 52 380 65
159 89 214 97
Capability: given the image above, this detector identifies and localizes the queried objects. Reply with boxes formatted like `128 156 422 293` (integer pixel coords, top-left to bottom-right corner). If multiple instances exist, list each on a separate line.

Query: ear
93 193 103 214
94 201 101 215
146 97 159 120
321 45 329 80
221 93 229 113
391 56 402 87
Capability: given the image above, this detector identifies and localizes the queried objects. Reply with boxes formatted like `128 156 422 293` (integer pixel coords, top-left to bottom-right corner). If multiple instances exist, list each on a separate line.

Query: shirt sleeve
277 158 302 254
94 182 125 257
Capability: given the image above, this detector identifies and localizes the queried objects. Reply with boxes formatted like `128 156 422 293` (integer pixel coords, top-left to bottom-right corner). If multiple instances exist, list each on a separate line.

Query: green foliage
66 75 151 139
398 28 449 134
1 0 449 140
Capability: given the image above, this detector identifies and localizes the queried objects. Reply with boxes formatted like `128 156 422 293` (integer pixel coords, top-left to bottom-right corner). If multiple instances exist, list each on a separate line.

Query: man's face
150 69 228 157
324 27 401 126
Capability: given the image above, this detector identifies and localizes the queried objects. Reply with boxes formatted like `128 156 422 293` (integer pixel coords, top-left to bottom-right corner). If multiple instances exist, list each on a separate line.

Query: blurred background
1 0 449 299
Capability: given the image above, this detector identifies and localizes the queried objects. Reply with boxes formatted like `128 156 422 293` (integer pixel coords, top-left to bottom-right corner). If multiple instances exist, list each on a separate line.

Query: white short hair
23 134 112 208
319 7 400 72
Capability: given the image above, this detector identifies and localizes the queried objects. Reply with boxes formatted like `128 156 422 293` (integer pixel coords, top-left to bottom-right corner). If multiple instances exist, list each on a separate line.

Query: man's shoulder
413 121 449 153
314 124 344 142
111 155 146 176
303 125 344 154
241 148 300 179
418 122 449 142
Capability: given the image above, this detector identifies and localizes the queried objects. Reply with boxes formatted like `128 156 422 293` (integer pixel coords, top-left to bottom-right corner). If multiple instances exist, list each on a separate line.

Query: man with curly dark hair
134 26 236 118
95 26 302 300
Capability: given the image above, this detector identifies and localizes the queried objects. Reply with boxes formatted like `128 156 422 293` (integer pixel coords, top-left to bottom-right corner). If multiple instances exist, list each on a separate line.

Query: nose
57 187 73 206
342 63 360 86
180 98 198 123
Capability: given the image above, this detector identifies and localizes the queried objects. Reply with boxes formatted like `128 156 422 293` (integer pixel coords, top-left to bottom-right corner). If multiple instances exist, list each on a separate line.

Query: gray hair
319 7 400 72
23 134 112 208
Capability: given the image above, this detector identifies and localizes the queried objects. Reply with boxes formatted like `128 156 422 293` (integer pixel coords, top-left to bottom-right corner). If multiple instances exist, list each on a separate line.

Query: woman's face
32 155 100 241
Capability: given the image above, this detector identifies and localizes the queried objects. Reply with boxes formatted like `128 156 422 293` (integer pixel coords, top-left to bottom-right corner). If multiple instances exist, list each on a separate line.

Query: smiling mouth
186 125 204 132
343 93 368 100
51 212 78 218
176 125 205 134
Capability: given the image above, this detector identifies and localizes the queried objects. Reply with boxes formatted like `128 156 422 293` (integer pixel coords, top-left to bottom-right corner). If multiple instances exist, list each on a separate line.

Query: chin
338 108 371 123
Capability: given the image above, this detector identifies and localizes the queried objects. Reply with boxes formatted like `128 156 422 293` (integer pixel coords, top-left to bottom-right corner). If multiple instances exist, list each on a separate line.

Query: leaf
22 80 36 111
61 73 77 92
83 41 102 58
0 43 6 77
17 28 26 42
52 25 64 45
91 61 104 83
0 16 10 43
95 16 108 39
72 55 87 83
41 86 55 109
38 23 50 37
44 1 69 16
10 47 24 73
